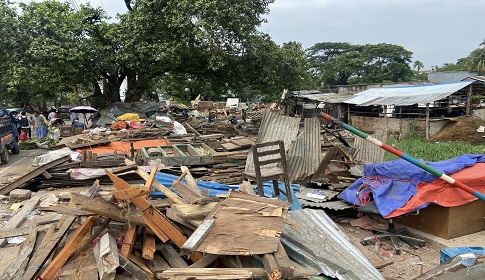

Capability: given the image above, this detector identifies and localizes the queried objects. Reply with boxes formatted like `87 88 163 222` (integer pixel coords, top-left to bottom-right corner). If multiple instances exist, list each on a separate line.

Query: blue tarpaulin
339 154 485 217
150 172 301 210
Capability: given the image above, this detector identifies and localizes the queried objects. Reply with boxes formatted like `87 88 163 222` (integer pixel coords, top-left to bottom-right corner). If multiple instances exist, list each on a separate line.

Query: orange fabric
387 163 485 218
77 139 167 155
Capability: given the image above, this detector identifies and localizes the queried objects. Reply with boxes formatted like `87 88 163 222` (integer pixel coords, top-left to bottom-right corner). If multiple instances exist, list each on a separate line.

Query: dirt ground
337 219 441 280
429 116 485 145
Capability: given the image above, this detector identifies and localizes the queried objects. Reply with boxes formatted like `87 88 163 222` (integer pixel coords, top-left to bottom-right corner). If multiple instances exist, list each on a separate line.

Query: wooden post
466 84 473 116
399 106 403 137
120 225 138 258
425 103 430 139
142 229 156 260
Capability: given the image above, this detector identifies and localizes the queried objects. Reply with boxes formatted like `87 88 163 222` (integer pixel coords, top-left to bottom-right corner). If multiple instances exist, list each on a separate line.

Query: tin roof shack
344 79 485 138
294 90 353 122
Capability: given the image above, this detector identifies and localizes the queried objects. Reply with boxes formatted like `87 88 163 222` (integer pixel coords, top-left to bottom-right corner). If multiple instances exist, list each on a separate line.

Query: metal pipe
320 112 485 202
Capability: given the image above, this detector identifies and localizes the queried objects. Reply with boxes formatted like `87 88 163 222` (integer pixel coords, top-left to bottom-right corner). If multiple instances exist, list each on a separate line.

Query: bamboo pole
320 112 485 202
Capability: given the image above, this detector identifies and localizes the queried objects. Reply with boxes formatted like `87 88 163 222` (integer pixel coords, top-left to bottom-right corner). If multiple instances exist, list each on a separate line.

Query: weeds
384 131 485 162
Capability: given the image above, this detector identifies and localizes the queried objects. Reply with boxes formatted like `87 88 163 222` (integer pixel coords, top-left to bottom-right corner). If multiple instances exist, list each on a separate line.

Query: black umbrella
70 106 98 127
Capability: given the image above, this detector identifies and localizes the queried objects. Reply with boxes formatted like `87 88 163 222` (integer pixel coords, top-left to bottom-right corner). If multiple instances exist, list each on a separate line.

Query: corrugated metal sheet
353 130 388 163
299 93 354 104
297 199 354 210
245 110 300 171
416 253 485 280
281 209 384 280
287 117 321 183
344 81 473 106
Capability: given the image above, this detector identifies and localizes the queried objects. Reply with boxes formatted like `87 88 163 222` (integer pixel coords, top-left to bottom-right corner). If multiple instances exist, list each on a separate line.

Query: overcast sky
18 0 485 69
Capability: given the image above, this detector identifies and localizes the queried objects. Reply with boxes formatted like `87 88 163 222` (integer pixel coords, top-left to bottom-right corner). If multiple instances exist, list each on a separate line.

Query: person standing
33 111 46 139
48 108 56 123
19 111 32 139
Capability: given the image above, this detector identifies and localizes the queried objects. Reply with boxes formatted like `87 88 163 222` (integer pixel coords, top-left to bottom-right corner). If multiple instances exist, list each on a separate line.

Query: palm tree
465 48 485 74
413 60 424 72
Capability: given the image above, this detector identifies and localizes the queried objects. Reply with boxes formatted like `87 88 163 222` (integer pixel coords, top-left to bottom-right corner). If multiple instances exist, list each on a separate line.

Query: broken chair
242 140 292 203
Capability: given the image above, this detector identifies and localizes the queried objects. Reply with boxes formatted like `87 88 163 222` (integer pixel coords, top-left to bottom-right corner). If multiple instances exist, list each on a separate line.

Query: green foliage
413 60 424 72
465 48 485 74
385 131 485 162
307 42 413 86
436 60 467 72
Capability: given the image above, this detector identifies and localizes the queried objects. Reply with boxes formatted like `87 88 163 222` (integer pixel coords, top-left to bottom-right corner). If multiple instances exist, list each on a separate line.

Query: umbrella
70 106 97 114
70 106 98 127
58 105 72 110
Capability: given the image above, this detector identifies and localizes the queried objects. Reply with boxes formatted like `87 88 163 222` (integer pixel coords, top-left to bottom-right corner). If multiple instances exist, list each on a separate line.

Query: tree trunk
124 71 145 103
102 77 122 103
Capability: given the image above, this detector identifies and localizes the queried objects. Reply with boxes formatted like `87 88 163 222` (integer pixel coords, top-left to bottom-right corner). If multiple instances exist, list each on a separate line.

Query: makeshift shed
344 80 485 138
294 91 353 121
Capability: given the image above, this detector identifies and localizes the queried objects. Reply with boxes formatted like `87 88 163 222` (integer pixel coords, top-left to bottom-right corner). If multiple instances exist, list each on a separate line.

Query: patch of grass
384 131 485 162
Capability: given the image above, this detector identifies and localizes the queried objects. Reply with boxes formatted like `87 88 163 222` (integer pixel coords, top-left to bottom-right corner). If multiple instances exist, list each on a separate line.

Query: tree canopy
307 42 413 86
1 0 313 107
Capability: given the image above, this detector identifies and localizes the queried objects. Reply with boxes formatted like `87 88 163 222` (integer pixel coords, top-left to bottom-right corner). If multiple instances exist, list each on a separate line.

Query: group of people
12 108 68 141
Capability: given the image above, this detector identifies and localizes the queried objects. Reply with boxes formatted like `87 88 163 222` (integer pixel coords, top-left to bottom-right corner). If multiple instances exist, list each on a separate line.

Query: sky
17 0 485 70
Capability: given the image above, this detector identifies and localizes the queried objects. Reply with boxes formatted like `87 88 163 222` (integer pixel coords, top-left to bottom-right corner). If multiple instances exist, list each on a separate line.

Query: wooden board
0 156 70 195
196 192 288 255
0 192 43 247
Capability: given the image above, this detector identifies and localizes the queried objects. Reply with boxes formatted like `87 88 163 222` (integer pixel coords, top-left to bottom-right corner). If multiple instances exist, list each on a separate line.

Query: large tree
116 0 277 102
307 42 413 86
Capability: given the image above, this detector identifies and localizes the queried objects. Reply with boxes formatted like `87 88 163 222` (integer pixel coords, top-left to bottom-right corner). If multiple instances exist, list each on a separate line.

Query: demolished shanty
1 100 485 280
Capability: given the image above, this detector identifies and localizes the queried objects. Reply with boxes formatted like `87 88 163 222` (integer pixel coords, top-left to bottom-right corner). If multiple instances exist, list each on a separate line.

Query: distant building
428 71 478 83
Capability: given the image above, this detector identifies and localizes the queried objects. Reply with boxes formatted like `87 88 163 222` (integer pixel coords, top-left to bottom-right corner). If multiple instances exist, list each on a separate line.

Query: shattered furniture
357 201 425 254
242 140 292 203
140 143 215 166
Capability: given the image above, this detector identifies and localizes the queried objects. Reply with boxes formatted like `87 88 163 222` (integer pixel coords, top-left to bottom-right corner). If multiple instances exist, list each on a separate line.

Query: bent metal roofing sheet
344 81 473 106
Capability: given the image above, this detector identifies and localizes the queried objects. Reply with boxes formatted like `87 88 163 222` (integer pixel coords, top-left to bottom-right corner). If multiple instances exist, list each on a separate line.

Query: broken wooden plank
108 187 152 201
144 165 158 189
0 156 70 195
125 159 186 205
106 170 202 262
171 202 218 220
130 252 156 277
93 231 120 280
273 241 294 279
40 215 99 280
159 243 189 268
171 181 203 204
181 219 215 255
262 253 282 280
142 228 156 260
0 192 43 247
21 181 99 280
120 225 138 258
144 254 171 274
69 192 146 226
0 224 48 239
56 250 98 280
3 228 37 280
118 254 149 280
157 268 267 279
188 254 219 268
196 192 288 256
238 181 255 194
180 166 198 190
38 205 94 217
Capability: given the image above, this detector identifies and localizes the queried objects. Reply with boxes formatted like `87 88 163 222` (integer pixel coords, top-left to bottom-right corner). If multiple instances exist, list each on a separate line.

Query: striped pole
320 113 485 202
